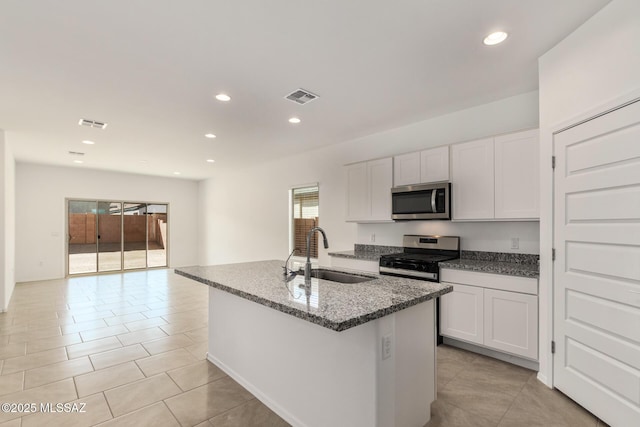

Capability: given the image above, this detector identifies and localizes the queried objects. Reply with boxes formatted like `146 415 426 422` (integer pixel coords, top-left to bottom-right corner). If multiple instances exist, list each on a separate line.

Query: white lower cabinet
483 288 538 360
440 283 484 345
440 269 538 361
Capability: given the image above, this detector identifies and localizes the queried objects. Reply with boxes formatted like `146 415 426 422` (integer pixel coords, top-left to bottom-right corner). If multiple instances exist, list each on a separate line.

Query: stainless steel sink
301 268 376 284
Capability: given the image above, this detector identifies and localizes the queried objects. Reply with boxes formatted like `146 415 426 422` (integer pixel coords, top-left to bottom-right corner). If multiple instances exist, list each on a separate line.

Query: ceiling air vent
78 118 108 129
285 89 319 105
68 151 85 156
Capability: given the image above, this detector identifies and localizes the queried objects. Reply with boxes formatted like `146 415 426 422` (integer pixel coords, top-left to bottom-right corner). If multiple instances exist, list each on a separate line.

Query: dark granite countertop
175 260 452 332
328 244 402 261
326 250 382 261
440 251 539 278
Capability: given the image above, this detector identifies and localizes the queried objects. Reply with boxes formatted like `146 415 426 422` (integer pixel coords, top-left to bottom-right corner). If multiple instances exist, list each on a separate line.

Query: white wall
537 0 640 386
0 131 16 311
16 163 199 282
199 91 540 267
358 221 540 254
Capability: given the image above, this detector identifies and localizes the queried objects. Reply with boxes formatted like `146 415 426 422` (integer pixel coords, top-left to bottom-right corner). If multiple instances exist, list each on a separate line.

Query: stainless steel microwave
391 182 451 220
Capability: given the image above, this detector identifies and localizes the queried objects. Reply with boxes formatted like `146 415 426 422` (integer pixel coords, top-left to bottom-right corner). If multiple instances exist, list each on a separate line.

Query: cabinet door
420 146 449 183
393 152 421 186
440 283 484 345
345 162 368 221
494 129 539 219
368 158 393 221
451 138 494 220
484 288 538 360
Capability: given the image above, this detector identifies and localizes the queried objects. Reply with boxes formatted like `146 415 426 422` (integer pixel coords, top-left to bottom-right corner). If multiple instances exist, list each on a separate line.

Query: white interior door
553 98 640 427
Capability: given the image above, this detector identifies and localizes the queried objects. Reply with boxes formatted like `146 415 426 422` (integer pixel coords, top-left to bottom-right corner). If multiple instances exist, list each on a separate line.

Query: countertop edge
175 268 452 331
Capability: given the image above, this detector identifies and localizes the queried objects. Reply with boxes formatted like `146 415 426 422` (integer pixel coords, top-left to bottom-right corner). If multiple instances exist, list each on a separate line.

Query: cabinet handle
431 190 437 213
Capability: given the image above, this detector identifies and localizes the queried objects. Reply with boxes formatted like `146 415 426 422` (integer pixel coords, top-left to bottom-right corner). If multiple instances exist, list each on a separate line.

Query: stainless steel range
379 235 460 282
379 234 460 345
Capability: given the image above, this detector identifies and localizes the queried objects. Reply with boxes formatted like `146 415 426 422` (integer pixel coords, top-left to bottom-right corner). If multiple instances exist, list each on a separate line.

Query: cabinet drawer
440 268 538 295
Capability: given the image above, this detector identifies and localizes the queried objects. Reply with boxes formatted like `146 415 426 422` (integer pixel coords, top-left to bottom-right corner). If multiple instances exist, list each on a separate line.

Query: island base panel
206 287 435 427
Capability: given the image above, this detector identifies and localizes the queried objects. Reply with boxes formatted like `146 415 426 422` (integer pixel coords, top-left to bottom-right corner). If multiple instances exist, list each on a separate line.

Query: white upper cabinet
345 162 368 221
451 129 539 221
451 138 495 220
420 146 449 183
393 152 421 186
368 158 393 221
345 157 393 222
494 129 539 219
394 146 449 186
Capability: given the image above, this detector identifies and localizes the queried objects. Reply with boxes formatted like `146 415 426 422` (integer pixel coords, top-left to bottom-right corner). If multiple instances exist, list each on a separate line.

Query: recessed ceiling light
73 160 84 164
205 133 216 139
173 171 181 175
215 93 231 102
82 140 95 145
289 117 301 124
483 31 508 45
206 159 215 163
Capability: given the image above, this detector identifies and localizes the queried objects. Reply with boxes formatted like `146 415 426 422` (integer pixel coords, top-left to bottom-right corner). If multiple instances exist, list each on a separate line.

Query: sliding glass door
147 204 167 268
123 203 148 270
97 201 122 272
67 199 168 275
68 200 98 275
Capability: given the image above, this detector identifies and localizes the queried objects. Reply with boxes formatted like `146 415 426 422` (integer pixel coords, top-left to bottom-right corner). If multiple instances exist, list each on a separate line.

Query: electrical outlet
382 334 392 360
511 237 520 250
370 233 376 243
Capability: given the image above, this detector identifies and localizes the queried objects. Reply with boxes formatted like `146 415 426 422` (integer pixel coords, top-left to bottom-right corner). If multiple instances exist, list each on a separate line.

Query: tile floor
0 269 607 427
431 345 609 427
0 270 286 427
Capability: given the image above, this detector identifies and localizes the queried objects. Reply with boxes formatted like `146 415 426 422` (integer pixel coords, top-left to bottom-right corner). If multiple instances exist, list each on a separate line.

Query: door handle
431 190 437 213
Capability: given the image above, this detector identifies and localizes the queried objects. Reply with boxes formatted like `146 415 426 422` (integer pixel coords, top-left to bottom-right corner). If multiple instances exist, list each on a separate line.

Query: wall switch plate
511 237 520 250
370 233 376 243
382 334 392 360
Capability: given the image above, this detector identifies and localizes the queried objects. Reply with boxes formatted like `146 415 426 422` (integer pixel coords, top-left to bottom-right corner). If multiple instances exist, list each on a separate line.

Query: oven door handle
431 190 437 213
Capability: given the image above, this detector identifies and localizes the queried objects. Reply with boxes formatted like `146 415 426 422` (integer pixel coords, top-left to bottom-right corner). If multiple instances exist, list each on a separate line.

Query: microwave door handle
431 190 437 213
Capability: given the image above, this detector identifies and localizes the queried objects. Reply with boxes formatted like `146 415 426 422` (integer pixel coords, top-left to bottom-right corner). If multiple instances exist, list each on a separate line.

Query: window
291 185 319 258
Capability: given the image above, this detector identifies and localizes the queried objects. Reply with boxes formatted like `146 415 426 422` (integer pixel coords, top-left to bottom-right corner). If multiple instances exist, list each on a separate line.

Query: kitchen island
175 260 452 427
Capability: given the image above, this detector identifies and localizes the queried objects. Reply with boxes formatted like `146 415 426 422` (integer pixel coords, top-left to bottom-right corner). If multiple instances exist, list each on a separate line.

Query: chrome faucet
305 226 329 284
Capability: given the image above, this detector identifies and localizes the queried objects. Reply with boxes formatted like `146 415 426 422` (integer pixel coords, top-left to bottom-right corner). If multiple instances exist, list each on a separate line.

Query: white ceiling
0 0 610 180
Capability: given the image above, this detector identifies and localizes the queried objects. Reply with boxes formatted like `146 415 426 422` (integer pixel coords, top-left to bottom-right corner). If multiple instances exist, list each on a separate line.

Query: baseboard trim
442 337 540 371
205 352 307 427
536 372 552 388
